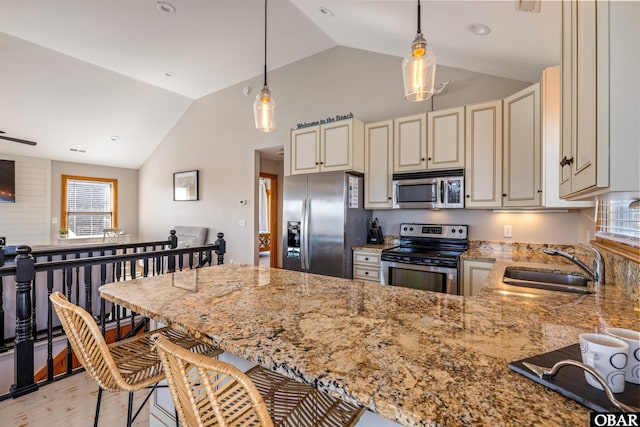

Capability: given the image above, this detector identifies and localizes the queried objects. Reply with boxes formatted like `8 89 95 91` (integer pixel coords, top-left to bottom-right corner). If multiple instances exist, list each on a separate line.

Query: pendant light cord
263 0 268 88
417 0 421 35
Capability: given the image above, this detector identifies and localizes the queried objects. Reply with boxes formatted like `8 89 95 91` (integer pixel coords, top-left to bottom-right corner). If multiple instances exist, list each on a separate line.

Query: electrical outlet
503 225 512 238
238 220 246 227
0 237 5 246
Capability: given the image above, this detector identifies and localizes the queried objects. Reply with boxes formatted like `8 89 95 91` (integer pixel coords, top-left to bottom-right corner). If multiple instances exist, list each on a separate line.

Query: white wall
0 154 51 246
137 46 542 264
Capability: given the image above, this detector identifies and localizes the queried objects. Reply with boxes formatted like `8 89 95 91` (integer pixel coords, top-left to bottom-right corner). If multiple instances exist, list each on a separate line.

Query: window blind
66 179 113 236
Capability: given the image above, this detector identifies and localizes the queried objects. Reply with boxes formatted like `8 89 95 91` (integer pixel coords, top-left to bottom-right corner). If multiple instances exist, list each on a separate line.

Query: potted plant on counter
58 228 69 239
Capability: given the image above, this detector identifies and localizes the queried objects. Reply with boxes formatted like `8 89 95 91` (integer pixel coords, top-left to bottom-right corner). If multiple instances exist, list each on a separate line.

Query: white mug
579 333 629 393
605 327 640 384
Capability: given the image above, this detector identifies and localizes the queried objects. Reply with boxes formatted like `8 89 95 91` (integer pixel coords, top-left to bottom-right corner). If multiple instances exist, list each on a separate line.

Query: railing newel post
9 245 39 398
215 233 226 265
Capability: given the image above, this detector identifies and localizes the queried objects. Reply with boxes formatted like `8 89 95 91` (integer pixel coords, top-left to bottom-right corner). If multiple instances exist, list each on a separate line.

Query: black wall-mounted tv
0 159 16 203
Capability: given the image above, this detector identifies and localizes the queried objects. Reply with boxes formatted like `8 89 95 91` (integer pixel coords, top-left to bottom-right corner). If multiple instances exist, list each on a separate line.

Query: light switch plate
503 225 512 238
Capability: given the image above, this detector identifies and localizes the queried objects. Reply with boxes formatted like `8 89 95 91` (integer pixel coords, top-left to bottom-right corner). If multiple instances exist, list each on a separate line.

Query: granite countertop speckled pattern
100 263 639 427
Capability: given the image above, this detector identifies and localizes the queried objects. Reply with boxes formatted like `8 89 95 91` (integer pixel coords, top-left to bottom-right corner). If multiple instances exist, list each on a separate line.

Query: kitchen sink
502 267 592 294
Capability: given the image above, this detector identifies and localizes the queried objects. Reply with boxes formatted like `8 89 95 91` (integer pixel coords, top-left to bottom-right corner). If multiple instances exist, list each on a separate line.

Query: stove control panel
399 223 468 240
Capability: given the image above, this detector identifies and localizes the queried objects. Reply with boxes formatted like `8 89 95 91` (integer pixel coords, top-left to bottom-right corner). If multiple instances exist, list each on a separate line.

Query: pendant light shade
402 0 436 102
254 0 276 132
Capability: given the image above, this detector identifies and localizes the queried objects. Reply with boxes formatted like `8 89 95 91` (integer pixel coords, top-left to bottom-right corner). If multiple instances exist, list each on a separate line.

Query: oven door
380 260 459 295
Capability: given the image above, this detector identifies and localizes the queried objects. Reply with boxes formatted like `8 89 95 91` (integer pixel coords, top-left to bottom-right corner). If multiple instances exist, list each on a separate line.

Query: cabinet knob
388 197 392 200
364 271 369 275
365 257 369 261
560 156 574 167
466 195 470 198
428 157 432 161
502 193 507 197
537 189 542 194
315 162 319 165
320 162 324 165
421 158 426 161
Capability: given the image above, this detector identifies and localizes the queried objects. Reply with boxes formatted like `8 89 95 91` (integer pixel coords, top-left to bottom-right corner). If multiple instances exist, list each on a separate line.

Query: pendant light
402 0 436 102
254 0 276 132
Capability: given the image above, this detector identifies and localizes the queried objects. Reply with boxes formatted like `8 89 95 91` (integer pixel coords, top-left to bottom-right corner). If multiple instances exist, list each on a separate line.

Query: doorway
258 172 278 267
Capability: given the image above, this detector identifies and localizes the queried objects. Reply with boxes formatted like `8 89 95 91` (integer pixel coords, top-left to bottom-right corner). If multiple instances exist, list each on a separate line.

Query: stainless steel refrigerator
282 171 370 279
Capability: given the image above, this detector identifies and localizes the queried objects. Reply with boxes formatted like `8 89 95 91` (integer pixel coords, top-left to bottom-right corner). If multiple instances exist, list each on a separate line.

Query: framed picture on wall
173 170 199 201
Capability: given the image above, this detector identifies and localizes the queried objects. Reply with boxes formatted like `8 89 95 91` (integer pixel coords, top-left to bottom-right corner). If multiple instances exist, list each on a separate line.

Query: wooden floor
0 372 150 426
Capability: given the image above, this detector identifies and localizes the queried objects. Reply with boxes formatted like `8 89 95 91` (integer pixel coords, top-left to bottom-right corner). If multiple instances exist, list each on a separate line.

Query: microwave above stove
392 169 464 209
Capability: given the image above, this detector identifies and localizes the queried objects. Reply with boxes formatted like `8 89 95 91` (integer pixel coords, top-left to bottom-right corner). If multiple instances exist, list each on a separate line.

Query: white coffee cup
604 327 640 384
579 333 629 393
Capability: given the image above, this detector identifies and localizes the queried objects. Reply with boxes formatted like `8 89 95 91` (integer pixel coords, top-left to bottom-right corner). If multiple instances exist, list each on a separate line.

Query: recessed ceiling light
157 1 176 14
319 6 334 17
467 23 491 36
109 135 120 142
69 148 88 153
164 72 175 78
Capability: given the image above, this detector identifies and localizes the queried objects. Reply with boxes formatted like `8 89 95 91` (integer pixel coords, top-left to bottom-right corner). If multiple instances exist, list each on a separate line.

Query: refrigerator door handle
303 197 312 270
300 197 307 271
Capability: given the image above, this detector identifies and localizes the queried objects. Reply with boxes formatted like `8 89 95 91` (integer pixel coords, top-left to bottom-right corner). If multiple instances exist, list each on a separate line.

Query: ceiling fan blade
0 135 37 146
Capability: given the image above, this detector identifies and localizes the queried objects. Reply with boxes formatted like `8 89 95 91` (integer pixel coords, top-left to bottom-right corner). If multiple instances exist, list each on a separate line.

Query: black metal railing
0 230 225 400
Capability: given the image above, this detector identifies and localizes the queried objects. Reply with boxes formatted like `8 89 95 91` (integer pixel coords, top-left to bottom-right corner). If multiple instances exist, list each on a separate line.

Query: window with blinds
596 199 640 247
62 175 118 236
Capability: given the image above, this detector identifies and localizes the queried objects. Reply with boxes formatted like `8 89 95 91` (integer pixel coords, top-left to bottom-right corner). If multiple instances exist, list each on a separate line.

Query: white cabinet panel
322 121 352 171
503 83 541 207
427 107 465 169
465 100 503 208
365 121 393 209
393 114 426 172
462 260 494 297
291 127 320 175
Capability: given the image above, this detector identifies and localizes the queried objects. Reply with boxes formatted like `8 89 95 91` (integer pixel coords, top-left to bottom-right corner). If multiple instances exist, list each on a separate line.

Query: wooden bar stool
153 334 365 427
49 291 222 426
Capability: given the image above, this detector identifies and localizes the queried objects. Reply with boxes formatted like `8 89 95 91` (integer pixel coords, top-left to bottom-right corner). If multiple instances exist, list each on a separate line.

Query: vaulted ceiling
0 0 560 169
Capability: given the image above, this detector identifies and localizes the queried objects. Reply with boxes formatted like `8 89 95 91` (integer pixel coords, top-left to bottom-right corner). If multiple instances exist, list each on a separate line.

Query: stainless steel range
381 223 468 295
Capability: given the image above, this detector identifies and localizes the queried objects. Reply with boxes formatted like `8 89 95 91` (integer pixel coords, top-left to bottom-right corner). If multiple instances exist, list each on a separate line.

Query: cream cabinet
558 0 635 198
542 66 593 208
462 260 494 297
364 120 393 209
427 106 465 170
464 100 503 208
559 0 605 197
393 114 427 173
290 119 364 175
503 83 542 207
353 250 381 283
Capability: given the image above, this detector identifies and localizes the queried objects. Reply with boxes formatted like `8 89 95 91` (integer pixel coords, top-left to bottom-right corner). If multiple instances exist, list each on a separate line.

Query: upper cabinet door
503 83 541 207
364 120 394 209
321 120 353 172
427 106 465 170
393 114 427 172
465 100 503 208
291 127 321 175
560 0 612 198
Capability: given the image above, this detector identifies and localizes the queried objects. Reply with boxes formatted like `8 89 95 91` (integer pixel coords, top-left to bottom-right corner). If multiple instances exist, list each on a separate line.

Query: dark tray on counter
508 343 640 412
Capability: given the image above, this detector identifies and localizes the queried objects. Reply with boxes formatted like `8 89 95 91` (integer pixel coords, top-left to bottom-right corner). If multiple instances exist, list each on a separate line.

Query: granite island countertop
100 263 639 426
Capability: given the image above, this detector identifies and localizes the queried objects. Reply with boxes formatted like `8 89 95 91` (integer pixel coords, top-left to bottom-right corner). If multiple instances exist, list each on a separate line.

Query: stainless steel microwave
392 169 464 209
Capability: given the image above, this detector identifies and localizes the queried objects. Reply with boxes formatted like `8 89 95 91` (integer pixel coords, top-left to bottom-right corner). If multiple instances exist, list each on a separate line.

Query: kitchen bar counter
100 263 639 426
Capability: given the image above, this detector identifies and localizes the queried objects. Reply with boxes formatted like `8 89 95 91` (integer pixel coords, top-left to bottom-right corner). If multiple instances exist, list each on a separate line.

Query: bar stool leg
126 392 134 427
94 387 103 427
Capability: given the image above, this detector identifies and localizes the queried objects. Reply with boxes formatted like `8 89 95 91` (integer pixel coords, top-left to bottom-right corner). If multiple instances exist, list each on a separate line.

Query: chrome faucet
543 244 605 285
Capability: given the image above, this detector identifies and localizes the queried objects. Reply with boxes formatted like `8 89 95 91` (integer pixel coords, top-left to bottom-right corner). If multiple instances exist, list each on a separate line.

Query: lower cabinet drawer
354 265 380 282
